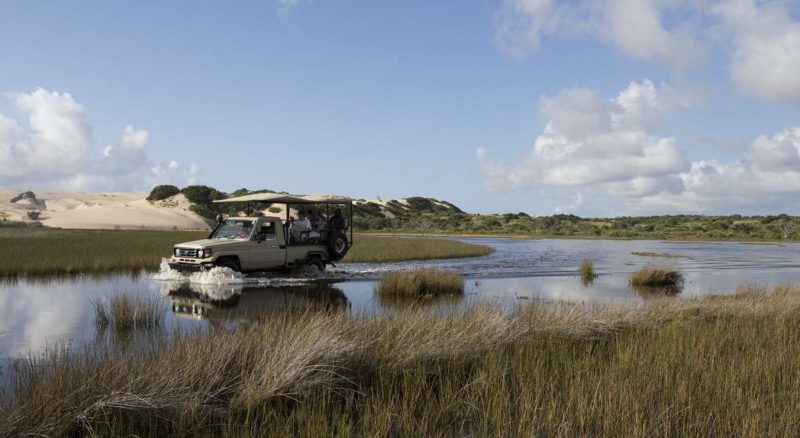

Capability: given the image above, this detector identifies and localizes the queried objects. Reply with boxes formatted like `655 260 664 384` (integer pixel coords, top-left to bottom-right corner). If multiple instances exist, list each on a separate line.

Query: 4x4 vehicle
167 193 353 273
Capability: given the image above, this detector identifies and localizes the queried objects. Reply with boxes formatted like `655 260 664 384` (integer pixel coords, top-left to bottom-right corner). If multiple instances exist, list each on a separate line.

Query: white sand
0 189 210 230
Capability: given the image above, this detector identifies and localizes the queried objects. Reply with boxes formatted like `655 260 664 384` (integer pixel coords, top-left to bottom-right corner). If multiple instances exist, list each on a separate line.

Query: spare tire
326 232 349 261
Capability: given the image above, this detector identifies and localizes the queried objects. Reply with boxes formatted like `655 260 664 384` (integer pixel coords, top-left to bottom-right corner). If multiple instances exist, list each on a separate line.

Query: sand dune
0 189 210 230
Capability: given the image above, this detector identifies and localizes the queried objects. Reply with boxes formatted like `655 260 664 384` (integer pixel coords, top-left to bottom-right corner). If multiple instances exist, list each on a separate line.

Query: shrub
375 269 464 298
147 185 180 201
268 206 282 213
26 210 41 220
629 265 682 287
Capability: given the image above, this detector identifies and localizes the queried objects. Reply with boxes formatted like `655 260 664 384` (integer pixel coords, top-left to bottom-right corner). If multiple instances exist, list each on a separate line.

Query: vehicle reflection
163 282 351 321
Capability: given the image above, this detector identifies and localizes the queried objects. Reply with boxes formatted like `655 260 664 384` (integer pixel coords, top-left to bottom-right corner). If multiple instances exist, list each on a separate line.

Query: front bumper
168 261 212 272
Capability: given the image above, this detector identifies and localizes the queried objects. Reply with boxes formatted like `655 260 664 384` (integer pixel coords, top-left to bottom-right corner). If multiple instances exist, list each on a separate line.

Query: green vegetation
374 269 464 298
630 264 682 287
0 229 492 277
353 199 800 241
146 184 180 201
631 251 691 258
92 295 164 331
5 284 800 436
143 184 800 240
580 260 595 284
343 235 493 263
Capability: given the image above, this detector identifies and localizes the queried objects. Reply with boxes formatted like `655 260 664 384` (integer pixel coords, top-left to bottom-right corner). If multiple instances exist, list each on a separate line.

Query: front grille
177 248 199 258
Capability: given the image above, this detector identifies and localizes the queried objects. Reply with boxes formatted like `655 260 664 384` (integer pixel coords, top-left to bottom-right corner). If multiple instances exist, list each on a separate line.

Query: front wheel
305 256 325 272
326 232 349 261
214 258 241 272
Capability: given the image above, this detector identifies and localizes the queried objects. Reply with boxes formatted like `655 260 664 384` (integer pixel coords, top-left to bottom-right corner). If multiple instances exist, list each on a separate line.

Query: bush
26 211 40 220
181 185 225 219
147 185 180 201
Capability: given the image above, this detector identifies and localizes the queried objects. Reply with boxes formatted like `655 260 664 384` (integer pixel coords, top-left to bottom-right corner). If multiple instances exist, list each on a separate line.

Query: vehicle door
250 221 286 269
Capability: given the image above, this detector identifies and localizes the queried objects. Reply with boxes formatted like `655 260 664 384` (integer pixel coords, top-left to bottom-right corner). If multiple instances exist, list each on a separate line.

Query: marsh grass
6 284 800 436
91 295 164 331
374 269 465 298
631 251 691 259
0 228 493 277
580 260 595 285
630 264 682 287
345 235 493 263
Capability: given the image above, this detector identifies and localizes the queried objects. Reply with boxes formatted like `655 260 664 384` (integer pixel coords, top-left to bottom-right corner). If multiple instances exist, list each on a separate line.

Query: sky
1 0 799 216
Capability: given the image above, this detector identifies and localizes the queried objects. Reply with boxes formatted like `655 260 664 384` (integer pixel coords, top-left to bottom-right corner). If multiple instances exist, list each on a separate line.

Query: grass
344 235 493 263
629 264 682 287
0 228 493 277
580 260 595 284
5 283 800 435
630 251 691 259
92 295 164 331
374 269 465 298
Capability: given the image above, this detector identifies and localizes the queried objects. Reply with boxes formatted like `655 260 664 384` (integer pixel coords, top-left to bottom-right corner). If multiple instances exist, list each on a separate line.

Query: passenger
309 212 327 240
328 208 346 233
291 211 312 243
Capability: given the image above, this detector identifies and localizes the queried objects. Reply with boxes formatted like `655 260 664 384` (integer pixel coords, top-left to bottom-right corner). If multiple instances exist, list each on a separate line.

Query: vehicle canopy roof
212 192 352 205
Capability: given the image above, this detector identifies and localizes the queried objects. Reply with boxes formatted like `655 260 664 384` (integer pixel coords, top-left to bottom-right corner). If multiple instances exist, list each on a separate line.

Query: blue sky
1 1 799 216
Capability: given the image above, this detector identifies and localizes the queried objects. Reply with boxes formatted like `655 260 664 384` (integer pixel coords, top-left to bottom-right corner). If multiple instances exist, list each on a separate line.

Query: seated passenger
291 211 312 243
309 213 327 240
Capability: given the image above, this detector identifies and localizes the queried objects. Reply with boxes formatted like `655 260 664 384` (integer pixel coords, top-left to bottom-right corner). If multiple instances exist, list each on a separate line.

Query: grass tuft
629 264 682 287
92 295 164 331
580 260 595 284
375 269 465 298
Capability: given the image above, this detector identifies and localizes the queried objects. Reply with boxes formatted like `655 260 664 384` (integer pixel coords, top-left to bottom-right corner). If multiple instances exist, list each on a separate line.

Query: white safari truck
167 193 353 273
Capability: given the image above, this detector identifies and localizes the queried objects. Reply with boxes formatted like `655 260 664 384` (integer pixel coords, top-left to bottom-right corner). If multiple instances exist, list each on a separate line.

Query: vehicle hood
174 239 243 248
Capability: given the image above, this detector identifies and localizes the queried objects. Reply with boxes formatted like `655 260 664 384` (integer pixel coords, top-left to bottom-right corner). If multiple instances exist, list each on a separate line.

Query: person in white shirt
291 211 312 243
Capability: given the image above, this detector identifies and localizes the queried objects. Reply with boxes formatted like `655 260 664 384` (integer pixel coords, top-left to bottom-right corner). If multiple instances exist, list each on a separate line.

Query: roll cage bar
211 193 354 249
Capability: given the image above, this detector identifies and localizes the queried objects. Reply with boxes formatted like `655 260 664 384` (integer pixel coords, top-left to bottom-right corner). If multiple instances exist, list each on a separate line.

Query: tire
214 258 240 272
306 256 325 272
326 232 349 261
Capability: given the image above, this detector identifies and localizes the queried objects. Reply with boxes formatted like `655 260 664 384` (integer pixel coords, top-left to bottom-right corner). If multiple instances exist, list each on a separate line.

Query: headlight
202 248 212 258
174 248 180 256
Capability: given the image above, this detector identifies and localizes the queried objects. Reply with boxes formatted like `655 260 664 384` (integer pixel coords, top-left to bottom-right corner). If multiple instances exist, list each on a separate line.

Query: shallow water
1 237 799 360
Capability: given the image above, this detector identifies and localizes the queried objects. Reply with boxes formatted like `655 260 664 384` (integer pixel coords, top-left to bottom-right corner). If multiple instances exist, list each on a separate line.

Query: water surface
2 238 799 360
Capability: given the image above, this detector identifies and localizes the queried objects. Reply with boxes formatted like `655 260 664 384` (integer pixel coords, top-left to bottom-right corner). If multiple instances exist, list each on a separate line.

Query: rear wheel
214 258 240 272
327 232 349 261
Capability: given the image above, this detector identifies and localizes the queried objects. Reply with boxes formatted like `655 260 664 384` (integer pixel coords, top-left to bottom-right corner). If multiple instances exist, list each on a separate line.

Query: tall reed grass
629 264 682 287
6 283 800 436
345 235 493 263
91 295 164 331
374 269 464 297
580 260 595 284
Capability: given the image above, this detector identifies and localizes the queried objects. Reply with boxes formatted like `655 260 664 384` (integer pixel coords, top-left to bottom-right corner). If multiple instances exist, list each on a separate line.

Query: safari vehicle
167 193 353 273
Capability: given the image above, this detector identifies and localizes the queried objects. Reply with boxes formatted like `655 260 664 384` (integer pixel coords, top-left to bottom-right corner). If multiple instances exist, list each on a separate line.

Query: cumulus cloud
478 80 690 194
495 0 800 103
0 88 199 191
642 127 800 212
713 0 800 103
495 0 704 70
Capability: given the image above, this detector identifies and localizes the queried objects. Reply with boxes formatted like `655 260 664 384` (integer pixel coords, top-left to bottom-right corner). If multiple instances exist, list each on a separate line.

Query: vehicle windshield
212 219 255 240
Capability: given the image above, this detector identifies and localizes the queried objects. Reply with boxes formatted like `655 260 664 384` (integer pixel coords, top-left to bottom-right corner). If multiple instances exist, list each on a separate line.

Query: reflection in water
377 293 464 311
163 282 351 321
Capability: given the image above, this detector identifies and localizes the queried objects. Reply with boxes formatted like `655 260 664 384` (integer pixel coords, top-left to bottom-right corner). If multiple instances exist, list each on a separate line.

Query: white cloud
553 191 583 214
0 88 199 191
642 127 800 212
713 0 800 103
495 0 704 70
478 80 690 193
